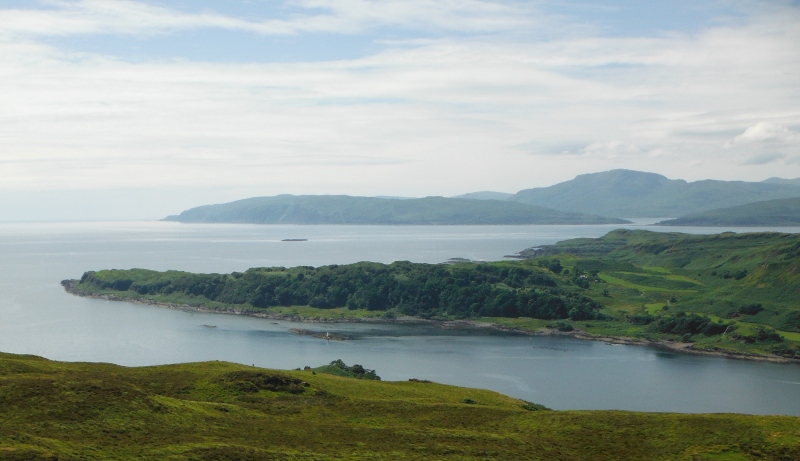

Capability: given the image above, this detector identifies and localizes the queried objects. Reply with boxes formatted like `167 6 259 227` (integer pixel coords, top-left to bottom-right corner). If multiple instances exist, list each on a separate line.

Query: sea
2 220 800 415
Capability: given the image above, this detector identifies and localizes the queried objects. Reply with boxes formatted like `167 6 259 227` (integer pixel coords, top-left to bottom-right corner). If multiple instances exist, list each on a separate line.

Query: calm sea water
2 220 800 415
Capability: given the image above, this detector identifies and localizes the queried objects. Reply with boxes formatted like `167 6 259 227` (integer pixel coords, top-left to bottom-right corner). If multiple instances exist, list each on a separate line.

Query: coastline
62 280 800 365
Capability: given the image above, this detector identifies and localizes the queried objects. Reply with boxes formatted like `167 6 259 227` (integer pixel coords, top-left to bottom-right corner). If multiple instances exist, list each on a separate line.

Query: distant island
163 194 628 225
63 229 800 362
163 169 800 224
657 197 800 226
508 169 800 218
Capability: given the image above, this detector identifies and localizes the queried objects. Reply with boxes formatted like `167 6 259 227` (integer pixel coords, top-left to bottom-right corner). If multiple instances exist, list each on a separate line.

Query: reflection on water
655 351 679 359
0 221 799 415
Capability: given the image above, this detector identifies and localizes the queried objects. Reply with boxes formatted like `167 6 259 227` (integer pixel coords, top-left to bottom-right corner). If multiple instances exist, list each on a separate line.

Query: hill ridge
510 169 800 218
657 197 800 226
164 194 627 225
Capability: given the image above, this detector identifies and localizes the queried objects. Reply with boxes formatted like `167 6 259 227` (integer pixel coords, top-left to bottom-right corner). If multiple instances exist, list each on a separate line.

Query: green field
1 352 799 460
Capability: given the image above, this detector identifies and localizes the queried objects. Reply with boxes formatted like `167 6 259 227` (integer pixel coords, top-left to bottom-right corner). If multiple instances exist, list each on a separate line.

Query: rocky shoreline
62 280 799 364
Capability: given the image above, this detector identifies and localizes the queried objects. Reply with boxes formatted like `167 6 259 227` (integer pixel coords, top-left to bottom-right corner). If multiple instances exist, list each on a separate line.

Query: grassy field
1 352 799 460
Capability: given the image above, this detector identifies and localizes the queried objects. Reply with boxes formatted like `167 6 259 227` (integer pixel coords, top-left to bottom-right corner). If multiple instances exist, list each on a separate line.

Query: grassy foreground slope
2 352 799 461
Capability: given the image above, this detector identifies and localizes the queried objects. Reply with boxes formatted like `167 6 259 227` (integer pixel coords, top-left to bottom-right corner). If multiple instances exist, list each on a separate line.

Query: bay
1 220 800 415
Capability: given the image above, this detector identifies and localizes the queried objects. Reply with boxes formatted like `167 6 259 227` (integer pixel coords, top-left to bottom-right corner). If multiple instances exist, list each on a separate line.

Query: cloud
0 0 245 37
740 152 786 165
513 140 589 156
0 0 533 38
728 121 800 146
291 0 533 33
2 1 800 196
581 140 641 158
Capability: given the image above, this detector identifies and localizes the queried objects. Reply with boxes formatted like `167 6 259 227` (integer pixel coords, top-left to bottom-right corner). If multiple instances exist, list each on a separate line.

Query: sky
1 0 799 220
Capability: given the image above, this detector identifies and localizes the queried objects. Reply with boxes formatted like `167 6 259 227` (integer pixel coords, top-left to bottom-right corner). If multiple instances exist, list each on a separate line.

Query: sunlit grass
618 270 705 285
598 273 697 294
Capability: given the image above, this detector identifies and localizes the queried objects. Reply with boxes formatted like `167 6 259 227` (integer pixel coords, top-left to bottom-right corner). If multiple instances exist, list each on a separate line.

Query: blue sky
1 0 799 220
35 1 744 61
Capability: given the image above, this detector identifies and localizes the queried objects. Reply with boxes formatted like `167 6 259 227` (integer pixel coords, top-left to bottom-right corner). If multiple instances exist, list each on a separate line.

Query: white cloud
2 1 800 200
729 121 800 146
0 0 245 37
581 141 641 158
0 0 533 38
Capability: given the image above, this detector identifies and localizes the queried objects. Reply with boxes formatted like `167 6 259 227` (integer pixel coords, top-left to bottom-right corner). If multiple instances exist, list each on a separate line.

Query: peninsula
63 230 800 362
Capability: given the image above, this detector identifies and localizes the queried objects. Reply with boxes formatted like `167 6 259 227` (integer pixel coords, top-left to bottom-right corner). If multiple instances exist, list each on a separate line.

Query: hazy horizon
2 1 799 221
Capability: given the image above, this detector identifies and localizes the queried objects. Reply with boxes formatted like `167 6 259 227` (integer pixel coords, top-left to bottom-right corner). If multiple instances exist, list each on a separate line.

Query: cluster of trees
654 313 730 336
627 312 732 337
77 261 604 321
625 310 786 344
727 303 764 318
325 359 380 380
731 328 783 344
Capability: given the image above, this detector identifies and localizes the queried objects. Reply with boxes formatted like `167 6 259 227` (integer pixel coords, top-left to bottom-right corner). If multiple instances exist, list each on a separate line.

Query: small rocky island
288 328 351 341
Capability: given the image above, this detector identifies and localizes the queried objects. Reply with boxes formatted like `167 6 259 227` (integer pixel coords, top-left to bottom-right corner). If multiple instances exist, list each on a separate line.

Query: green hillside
163 195 626 225
2 352 799 460
658 197 800 226
516 229 800 355
510 169 800 218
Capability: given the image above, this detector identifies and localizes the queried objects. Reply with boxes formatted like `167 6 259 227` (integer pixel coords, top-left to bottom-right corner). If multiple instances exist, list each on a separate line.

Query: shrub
653 314 731 337
628 314 654 325
739 303 764 315
522 401 551 411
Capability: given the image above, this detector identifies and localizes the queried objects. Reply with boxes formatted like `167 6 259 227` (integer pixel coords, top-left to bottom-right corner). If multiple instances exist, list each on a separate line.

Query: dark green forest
69 261 604 321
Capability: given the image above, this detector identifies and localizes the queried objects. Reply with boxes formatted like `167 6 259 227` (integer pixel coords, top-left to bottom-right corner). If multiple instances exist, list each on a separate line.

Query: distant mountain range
163 195 628 225
165 169 800 225
763 177 800 186
508 169 800 218
452 191 514 201
657 197 800 226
